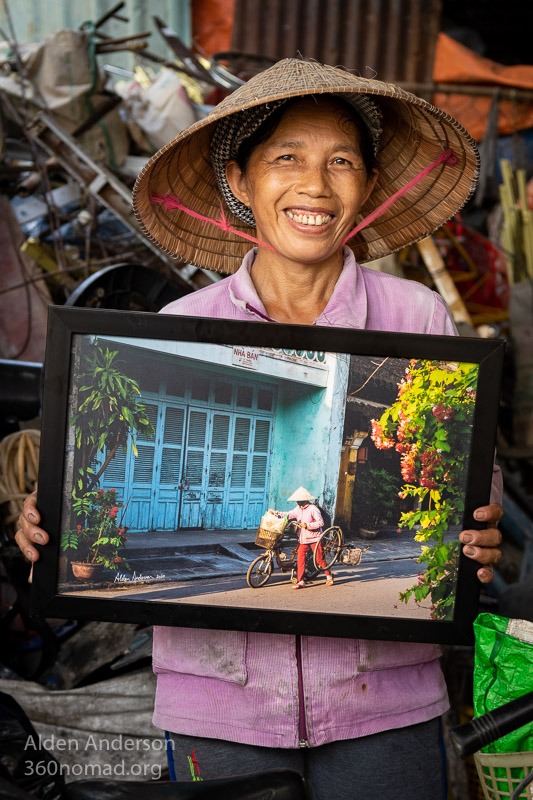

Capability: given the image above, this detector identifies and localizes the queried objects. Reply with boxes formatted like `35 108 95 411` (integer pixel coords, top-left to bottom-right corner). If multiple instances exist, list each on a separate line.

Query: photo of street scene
56 333 479 624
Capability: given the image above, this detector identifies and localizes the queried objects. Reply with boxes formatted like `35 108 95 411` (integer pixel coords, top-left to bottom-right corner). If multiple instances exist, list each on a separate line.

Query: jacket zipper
295 635 309 747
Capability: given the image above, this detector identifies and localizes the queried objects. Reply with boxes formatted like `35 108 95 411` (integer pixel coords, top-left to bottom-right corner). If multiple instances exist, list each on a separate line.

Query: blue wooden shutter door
156 405 186 529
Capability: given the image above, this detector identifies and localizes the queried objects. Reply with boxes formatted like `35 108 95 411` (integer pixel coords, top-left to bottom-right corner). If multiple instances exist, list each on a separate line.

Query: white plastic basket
474 751 533 799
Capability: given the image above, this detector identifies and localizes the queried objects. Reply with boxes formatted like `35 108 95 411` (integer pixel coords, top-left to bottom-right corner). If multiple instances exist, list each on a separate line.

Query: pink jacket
153 248 503 748
288 504 324 544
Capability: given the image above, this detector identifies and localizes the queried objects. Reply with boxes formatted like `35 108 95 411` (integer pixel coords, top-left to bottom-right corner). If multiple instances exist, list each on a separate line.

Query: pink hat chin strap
151 148 457 255
342 148 458 246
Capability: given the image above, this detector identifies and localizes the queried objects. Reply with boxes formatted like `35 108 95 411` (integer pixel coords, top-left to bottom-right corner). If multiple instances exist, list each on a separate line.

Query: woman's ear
226 160 251 206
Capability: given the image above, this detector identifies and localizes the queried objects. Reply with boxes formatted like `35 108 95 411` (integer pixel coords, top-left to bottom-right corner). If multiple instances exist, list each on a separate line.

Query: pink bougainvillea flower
432 402 455 422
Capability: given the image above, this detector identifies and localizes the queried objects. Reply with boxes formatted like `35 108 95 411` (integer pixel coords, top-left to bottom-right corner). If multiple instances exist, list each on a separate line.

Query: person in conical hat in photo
17 58 504 799
284 486 333 589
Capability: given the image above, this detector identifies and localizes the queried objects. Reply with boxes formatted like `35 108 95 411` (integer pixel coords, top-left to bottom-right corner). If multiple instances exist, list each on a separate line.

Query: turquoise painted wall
268 352 349 520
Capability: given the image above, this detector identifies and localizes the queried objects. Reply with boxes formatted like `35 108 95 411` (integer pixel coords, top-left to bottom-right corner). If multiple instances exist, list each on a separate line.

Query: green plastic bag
473 612 533 754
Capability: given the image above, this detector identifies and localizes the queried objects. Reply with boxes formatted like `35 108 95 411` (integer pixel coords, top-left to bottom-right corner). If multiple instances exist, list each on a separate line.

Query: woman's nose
295 162 331 196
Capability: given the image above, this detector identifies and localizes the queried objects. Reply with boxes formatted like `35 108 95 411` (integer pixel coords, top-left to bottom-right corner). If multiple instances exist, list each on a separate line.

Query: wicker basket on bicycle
255 512 288 549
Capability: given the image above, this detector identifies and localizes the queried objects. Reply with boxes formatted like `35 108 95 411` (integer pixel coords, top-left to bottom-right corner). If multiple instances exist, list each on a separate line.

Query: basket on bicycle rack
339 545 365 566
255 527 285 549
474 751 533 800
255 512 288 548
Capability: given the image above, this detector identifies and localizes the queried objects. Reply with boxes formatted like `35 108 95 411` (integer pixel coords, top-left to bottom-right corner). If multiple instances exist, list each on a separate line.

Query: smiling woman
18 58 504 800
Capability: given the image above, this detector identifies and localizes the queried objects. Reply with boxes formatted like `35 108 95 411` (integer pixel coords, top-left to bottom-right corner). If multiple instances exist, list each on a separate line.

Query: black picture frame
31 306 505 645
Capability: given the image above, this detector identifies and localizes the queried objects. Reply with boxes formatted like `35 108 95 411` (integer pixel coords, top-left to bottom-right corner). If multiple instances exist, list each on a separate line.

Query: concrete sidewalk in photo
117 526 457 583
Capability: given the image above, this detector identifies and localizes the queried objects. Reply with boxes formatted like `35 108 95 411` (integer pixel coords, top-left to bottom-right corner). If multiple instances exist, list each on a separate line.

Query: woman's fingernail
28 513 37 522
464 546 476 556
25 550 34 561
462 533 474 544
474 510 487 521
34 533 43 543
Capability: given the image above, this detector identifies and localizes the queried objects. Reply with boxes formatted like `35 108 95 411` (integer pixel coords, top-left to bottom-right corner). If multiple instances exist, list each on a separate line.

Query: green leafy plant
370 359 478 620
61 487 129 570
61 340 154 573
72 341 154 497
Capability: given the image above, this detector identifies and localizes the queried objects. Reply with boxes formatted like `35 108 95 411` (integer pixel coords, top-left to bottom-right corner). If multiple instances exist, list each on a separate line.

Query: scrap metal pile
0 2 245 343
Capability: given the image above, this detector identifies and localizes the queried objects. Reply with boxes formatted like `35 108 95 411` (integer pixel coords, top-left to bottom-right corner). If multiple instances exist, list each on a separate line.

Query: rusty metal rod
95 41 148 54
93 1 126 29
71 95 122 137
399 82 533 102
94 30 151 45
0 257 138 295
137 50 222 87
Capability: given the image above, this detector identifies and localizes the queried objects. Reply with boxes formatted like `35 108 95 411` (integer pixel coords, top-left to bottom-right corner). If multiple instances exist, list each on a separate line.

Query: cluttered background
0 1 532 798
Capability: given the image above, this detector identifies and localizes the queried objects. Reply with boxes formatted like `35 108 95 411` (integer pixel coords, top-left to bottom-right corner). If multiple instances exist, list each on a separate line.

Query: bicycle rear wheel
314 526 343 570
246 552 273 588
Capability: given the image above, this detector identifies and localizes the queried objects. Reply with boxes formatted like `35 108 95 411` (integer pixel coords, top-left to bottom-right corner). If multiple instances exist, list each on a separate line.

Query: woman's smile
285 209 334 227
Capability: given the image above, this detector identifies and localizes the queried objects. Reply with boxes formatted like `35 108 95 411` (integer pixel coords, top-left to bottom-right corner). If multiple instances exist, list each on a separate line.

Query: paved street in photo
59 526 456 621
103 558 430 620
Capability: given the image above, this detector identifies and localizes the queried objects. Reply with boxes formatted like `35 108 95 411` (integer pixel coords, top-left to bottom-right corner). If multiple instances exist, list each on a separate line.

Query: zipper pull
298 739 310 749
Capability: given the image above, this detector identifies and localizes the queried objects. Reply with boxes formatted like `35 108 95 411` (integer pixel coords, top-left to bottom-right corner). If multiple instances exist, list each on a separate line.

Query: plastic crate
474 751 533 799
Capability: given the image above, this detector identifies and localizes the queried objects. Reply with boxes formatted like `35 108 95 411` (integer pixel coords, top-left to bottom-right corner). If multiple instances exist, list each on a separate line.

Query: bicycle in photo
246 518 344 589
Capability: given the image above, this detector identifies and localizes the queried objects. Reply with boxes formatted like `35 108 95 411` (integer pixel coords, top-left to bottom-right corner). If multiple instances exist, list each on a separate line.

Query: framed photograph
32 306 505 644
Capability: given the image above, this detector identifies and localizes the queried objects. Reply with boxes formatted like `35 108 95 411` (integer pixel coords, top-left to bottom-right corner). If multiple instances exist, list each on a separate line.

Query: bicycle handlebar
449 691 533 759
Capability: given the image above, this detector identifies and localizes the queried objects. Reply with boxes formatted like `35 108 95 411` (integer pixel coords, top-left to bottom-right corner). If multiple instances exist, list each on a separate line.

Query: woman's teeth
286 211 332 226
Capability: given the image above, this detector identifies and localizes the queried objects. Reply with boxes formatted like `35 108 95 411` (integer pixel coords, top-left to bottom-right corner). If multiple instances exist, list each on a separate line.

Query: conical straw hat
133 58 479 274
287 487 316 502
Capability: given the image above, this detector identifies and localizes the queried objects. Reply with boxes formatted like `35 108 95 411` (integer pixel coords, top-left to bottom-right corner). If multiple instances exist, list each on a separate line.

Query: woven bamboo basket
255 527 285 549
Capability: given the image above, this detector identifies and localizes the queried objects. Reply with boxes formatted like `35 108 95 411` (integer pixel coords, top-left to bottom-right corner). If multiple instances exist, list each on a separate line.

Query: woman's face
226 97 378 270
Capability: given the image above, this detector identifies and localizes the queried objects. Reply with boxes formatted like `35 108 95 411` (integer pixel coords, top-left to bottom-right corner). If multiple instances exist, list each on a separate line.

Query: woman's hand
15 492 49 563
459 503 503 583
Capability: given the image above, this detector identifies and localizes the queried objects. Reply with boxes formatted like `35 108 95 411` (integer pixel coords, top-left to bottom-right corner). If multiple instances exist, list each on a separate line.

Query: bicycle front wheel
314 526 343 570
246 552 273 588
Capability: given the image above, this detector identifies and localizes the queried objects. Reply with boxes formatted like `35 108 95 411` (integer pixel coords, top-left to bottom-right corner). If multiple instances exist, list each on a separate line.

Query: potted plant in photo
59 340 153 580
61 488 129 580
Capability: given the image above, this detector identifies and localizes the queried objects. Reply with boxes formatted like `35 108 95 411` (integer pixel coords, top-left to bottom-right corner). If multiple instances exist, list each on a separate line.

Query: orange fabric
432 33 533 140
192 0 235 57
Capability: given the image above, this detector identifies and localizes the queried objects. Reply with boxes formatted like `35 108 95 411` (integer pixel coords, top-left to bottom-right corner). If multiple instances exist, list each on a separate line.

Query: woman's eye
277 154 294 161
332 157 351 166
